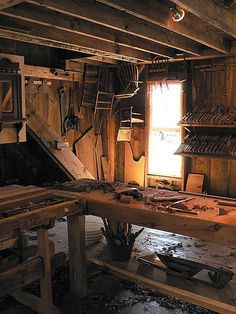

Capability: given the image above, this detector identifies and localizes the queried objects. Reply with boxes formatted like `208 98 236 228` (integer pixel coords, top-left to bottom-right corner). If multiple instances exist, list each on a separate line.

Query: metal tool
114 187 143 200
63 87 80 134
139 253 234 288
58 87 67 136
156 253 234 288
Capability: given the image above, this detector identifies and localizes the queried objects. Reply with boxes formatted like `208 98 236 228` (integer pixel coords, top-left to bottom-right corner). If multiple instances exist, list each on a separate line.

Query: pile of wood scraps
145 195 198 215
175 134 236 156
54 178 115 193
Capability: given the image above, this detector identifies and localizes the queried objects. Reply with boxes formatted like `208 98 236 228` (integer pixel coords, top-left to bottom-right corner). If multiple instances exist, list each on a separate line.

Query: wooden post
37 228 57 314
67 214 87 297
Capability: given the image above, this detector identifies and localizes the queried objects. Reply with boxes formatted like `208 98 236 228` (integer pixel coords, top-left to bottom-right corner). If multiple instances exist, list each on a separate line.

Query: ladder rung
95 107 112 110
98 91 113 95
97 101 112 104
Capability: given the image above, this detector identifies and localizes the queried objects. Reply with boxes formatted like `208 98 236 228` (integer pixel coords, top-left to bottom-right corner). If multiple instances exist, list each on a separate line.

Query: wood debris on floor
0 260 216 314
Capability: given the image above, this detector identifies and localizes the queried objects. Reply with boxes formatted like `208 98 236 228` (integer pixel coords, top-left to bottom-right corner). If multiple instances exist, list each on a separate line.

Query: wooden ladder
80 64 101 110
94 91 114 117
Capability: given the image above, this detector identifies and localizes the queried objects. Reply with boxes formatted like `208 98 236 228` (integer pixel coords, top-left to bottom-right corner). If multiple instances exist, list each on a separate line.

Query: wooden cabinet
0 54 26 144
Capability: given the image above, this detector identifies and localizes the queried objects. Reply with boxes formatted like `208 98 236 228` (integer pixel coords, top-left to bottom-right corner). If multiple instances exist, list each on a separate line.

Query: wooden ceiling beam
0 3 176 58
26 0 202 56
0 0 23 10
172 0 236 38
0 16 154 62
97 0 231 54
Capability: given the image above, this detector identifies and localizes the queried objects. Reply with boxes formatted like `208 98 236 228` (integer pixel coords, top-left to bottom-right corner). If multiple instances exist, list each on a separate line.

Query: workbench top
58 184 236 246
0 185 85 238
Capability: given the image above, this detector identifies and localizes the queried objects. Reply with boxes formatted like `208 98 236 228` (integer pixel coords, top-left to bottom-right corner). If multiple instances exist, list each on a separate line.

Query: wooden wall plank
209 159 228 196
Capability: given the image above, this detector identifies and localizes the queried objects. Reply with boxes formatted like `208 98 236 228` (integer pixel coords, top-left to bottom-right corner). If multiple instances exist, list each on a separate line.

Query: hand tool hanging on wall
63 86 80 135
58 87 67 136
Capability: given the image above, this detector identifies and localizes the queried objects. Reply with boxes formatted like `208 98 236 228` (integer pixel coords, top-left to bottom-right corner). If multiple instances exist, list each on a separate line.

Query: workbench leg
37 228 58 314
67 214 87 297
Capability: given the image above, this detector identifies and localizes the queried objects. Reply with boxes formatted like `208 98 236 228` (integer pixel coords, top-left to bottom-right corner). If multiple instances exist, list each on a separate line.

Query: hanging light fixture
169 2 185 22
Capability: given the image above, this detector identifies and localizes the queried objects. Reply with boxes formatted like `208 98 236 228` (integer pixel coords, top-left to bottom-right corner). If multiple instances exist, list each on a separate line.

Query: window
148 81 182 178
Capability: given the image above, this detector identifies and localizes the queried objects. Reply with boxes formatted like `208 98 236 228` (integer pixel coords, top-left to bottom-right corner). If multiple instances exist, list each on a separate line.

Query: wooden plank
27 0 202 56
0 0 23 10
0 186 44 200
67 214 87 297
37 228 55 314
26 102 94 180
87 244 236 314
23 65 81 81
124 142 145 186
185 173 204 193
60 188 236 246
229 160 236 198
0 16 153 62
11 291 59 314
0 197 86 237
1 3 176 58
210 159 228 196
0 257 43 297
0 189 52 209
97 0 230 54
172 0 236 38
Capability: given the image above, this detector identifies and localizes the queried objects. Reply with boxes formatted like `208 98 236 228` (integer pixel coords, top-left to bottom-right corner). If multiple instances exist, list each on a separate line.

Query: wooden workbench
63 187 236 246
0 184 86 314
58 183 236 314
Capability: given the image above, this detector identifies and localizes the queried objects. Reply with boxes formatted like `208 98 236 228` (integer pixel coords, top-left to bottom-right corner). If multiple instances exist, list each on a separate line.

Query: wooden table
59 185 236 314
0 184 86 314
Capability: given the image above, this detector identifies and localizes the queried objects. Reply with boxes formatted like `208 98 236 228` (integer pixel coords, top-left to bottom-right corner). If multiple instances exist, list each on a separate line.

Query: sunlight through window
148 81 182 178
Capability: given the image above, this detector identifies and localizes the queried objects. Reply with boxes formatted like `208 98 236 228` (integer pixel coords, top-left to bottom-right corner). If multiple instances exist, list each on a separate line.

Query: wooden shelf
176 152 236 159
179 123 236 128
0 118 27 125
87 243 236 314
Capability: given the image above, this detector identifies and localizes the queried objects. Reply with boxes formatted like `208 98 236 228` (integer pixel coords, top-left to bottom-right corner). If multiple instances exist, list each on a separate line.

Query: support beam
1 3 176 58
26 0 202 56
0 16 153 62
0 0 23 10
0 257 43 297
172 0 236 38
97 0 231 54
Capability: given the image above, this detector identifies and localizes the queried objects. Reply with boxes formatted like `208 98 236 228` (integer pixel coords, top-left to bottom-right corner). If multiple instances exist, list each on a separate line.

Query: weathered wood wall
118 57 236 197
187 56 236 197
25 68 116 182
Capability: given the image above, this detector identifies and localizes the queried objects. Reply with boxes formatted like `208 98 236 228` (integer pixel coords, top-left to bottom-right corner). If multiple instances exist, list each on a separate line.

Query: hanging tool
63 86 80 135
72 125 93 154
58 87 67 136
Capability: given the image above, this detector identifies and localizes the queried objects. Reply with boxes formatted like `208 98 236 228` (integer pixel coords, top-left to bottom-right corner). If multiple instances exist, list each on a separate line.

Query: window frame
146 79 184 181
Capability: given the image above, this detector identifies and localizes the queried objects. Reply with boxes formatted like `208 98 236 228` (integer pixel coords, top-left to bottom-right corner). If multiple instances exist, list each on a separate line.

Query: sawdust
1 260 215 314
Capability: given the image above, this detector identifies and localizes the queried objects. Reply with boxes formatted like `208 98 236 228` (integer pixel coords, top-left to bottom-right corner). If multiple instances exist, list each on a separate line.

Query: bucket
108 242 134 261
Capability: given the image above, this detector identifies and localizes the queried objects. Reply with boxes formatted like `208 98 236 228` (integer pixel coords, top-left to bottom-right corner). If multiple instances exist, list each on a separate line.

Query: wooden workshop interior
1 0 236 313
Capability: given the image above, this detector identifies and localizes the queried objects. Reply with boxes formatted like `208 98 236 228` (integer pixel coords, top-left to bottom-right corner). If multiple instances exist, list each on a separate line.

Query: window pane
150 83 182 128
148 130 181 177
148 82 182 178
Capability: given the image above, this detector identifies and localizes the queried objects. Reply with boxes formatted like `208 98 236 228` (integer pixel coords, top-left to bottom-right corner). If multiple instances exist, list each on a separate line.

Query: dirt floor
1 215 235 313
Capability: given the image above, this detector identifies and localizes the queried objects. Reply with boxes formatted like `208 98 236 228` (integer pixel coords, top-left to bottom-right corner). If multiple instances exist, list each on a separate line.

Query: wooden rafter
26 0 202 56
172 0 236 38
0 16 154 62
0 3 176 58
97 0 231 54
0 0 23 10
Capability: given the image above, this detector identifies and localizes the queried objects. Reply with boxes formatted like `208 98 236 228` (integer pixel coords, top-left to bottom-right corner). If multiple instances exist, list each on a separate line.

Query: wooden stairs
26 102 94 180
